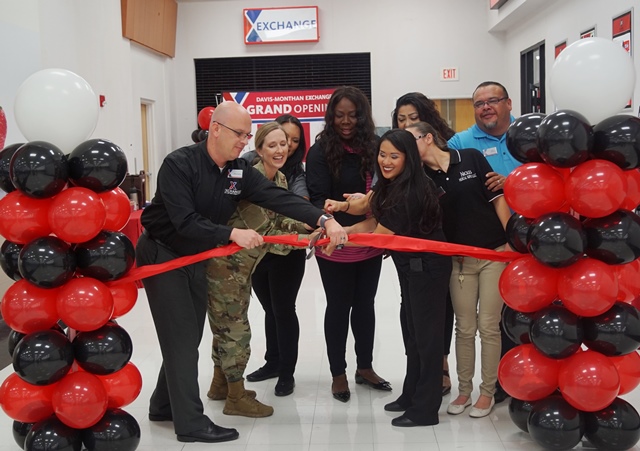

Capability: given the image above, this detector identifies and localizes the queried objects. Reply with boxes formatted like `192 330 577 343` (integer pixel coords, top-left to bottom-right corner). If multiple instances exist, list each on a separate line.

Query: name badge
483 147 498 157
228 169 243 178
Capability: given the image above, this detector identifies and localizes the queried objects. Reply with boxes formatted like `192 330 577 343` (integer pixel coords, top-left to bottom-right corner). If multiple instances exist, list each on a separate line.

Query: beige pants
450 247 506 398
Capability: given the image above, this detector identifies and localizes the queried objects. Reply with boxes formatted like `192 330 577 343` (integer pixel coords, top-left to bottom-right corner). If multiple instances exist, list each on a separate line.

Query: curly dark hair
370 129 441 236
391 92 455 140
316 86 378 180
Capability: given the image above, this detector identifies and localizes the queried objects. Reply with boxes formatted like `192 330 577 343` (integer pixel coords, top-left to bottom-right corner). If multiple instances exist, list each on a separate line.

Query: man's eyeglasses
473 97 508 110
213 121 253 140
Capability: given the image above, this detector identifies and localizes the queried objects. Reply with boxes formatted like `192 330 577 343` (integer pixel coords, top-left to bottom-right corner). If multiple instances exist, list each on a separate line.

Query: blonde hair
254 122 287 152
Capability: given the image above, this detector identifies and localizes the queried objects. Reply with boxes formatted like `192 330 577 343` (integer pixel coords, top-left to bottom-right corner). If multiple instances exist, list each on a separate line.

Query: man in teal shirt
448 81 520 189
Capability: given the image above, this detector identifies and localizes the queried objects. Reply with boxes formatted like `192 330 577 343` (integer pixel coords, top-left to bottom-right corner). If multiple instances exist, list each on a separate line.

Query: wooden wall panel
121 0 177 57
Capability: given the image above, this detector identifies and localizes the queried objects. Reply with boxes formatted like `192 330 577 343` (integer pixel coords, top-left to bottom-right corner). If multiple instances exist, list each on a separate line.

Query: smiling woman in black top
327 129 452 427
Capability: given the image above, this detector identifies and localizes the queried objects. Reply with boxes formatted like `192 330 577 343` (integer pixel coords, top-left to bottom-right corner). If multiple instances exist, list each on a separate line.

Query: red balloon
610 351 640 395
107 281 138 319
1 279 60 334
96 362 142 408
48 187 106 243
621 169 640 211
559 350 620 412
503 163 566 218
558 257 618 317
616 259 640 302
565 160 626 218
98 187 131 231
498 344 560 401
52 371 108 429
0 373 55 423
499 256 559 313
56 277 114 332
197 106 215 130
0 191 52 244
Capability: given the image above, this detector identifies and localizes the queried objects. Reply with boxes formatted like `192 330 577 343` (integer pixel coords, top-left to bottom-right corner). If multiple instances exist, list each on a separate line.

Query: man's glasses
213 121 253 140
473 97 508 110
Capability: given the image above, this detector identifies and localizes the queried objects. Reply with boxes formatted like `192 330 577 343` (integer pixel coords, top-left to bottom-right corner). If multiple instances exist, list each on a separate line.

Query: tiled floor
0 257 638 450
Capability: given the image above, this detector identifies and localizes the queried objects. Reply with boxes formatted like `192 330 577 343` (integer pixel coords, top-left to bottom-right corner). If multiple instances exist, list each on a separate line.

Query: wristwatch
320 213 334 229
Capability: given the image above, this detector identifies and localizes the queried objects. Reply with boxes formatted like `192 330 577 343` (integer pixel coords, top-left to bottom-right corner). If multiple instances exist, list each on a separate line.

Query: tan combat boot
223 379 274 417
208 366 256 400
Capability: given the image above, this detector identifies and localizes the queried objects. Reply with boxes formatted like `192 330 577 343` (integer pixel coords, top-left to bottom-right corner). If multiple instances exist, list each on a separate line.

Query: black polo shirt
423 148 506 250
141 140 322 256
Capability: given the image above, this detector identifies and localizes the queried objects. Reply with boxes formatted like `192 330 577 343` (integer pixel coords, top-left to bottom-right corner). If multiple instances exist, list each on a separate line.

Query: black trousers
136 234 212 435
395 255 452 425
316 255 383 377
251 250 306 378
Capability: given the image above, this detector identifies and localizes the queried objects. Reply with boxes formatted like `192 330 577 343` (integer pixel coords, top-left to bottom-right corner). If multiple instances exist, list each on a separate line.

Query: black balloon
8 329 26 357
82 408 141 451
0 240 23 281
191 129 201 143
537 110 593 168
508 397 537 432
583 302 640 356
584 210 640 265
198 129 208 142
501 305 533 345
24 416 82 451
585 397 640 450
75 231 135 281
9 141 68 198
528 212 587 268
0 143 23 193
68 139 128 192
530 305 583 359
73 323 133 375
592 115 640 170
506 213 533 254
13 420 34 449
13 330 73 385
18 236 76 288
528 395 585 450
506 113 546 163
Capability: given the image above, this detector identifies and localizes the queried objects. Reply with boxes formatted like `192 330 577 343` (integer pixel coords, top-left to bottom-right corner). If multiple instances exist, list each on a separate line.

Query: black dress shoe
494 386 510 404
391 414 422 427
149 413 172 422
275 377 295 397
246 366 280 382
354 371 392 391
177 422 239 443
332 390 350 403
384 401 407 412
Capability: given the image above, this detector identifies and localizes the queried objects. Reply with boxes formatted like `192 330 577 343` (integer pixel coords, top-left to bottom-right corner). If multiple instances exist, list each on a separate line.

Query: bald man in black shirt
137 101 347 443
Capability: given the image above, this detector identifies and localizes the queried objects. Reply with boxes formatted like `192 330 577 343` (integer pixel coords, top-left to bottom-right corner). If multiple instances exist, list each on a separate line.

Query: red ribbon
111 234 521 286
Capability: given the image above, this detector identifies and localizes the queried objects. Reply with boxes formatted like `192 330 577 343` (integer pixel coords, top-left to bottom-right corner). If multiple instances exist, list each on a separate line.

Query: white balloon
549 37 636 125
14 69 99 152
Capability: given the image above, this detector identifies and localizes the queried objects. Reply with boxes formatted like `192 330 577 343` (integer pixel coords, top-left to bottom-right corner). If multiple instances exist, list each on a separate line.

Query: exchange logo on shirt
458 170 478 182
225 181 241 195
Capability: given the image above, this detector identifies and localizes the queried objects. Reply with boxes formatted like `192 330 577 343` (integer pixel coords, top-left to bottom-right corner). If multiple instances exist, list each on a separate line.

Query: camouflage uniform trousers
206 244 268 382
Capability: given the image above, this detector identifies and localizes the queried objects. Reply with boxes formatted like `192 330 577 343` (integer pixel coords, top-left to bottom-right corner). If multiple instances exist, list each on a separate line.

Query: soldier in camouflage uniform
206 122 310 418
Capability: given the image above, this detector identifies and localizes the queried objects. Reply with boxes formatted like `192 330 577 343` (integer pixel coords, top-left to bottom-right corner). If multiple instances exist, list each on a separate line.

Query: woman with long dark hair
306 86 388 402
326 129 451 426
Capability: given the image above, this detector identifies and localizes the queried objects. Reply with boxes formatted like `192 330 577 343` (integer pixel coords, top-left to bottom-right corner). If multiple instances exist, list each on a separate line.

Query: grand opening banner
223 88 335 156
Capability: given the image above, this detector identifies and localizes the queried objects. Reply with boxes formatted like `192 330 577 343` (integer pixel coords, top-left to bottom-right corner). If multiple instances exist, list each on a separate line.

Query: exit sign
441 67 459 81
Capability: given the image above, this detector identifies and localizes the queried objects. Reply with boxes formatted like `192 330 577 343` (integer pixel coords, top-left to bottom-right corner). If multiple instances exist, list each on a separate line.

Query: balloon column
499 38 640 451
0 69 141 451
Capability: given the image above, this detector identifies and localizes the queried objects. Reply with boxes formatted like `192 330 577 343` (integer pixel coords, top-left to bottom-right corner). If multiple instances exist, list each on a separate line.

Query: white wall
173 0 507 140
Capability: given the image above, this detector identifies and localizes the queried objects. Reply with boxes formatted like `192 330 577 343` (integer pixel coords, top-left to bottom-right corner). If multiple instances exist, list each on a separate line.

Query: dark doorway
520 42 545 114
